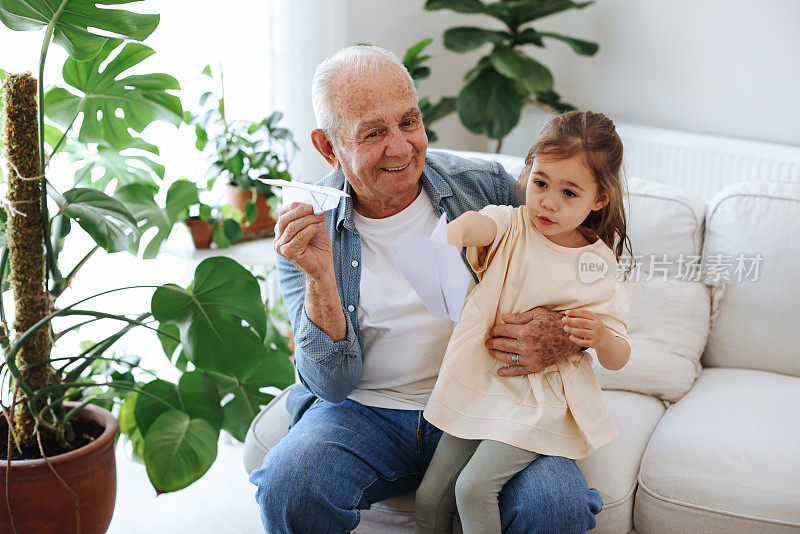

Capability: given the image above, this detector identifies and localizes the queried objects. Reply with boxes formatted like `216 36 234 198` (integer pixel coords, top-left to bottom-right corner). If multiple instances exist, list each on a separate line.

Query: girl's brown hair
518 110 632 261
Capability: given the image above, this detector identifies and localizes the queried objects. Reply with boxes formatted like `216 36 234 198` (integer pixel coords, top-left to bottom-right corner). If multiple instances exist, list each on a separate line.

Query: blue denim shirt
278 150 522 423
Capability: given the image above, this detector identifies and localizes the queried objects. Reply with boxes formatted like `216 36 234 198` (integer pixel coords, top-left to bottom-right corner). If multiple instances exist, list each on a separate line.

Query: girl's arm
447 211 498 248
594 333 630 371
562 309 631 371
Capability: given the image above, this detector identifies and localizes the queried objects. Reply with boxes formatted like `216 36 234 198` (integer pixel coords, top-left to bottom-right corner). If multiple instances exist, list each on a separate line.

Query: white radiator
617 123 800 202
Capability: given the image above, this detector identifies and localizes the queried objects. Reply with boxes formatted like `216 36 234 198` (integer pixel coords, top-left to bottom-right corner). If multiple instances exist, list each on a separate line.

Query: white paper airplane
395 213 472 322
257 179 349 214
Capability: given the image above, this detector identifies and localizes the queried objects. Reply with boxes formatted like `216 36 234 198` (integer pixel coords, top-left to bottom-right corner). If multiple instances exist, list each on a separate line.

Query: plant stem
495 137 504 154
48 96 86 158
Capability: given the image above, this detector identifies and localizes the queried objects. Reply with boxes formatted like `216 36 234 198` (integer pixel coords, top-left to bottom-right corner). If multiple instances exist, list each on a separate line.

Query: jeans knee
499 456 603 534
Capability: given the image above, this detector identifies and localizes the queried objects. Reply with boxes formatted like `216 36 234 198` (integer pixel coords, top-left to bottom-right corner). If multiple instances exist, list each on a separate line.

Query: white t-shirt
349 190 461 410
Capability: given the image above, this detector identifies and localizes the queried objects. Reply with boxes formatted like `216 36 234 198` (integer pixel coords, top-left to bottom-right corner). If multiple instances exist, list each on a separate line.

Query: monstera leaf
115 180 198 259
151 257 269 374
44 39 182 149
56 187 138 252
0 0 159 60
143 410 218 494
57 138 165 194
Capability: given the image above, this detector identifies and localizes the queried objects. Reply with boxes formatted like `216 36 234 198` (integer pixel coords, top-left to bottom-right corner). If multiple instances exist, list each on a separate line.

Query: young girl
415 111 632 534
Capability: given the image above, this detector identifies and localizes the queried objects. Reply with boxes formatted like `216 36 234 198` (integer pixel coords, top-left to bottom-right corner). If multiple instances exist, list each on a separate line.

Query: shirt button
347 305 355 312
351 260 359 268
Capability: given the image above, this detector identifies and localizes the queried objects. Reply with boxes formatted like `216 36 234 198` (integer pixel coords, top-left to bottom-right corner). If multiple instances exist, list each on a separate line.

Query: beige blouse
423 205 629 459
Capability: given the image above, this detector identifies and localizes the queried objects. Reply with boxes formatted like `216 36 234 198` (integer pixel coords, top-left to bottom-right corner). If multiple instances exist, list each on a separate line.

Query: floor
108 437 264 533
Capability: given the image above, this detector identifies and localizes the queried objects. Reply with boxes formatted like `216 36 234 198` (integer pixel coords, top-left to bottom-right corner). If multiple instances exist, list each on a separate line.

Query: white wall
316 0 800 159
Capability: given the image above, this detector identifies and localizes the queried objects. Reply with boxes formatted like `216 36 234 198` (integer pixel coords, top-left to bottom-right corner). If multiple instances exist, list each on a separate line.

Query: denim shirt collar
332 156 454 231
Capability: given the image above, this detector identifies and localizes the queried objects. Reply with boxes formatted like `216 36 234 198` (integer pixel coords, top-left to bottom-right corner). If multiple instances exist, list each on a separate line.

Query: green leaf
0 0 159 60
443 27 509 53
119 393 145 462
116 180 198 258
403 38 433 65
422 96 457 124
516 28 545 47
134 379 180 436
244 200 258 224
58 187 139 252
151 257 270 379
44 40 182 149
489 0 594 25
157 321 180 360
489 44 553 92
457 64 521 140
221 218 242 243
201 64 212 77
134 373 223 436
144 410 218 493
58 139 164 195
211 223 230 248
539 31 599 55
424 0 491 15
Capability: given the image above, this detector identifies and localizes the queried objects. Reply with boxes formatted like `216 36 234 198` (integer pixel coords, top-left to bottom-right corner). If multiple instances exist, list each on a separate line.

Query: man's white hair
311 45 417 138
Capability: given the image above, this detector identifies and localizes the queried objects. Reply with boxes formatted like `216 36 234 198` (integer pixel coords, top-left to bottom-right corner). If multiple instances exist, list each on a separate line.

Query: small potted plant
187 66 297 238
176 179 245 249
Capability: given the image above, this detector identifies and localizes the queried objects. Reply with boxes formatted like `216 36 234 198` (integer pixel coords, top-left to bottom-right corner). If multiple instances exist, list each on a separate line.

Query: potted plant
0 2 295 533
423 0 600 152
173 179 245 249
187 66 297 238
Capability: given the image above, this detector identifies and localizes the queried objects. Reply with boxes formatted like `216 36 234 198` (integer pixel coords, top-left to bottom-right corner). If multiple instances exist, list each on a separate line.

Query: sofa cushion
702 181 800 377
635 368 800 533
576 390 665 534
623 176 706 280
592 279 709 402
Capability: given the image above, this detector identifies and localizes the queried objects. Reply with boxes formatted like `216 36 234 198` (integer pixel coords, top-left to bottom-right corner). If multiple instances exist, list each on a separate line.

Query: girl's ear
592 189 610 211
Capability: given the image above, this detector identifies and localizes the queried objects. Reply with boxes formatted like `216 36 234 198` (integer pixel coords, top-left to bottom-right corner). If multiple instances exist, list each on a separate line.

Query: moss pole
3 72 53 449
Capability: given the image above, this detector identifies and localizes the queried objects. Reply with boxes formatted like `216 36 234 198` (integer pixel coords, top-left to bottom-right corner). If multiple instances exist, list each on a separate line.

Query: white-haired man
249 45 603 533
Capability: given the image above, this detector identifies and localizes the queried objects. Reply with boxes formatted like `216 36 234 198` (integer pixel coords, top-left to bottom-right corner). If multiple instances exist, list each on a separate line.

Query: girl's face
525 154 608 244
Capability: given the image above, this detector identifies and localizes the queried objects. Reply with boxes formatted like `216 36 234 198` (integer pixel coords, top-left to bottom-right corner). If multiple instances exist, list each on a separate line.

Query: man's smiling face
328 65 428 218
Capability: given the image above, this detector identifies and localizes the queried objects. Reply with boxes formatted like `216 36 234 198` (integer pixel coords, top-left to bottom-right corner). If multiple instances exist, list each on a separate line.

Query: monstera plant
424 0 600 152
0 1 293 531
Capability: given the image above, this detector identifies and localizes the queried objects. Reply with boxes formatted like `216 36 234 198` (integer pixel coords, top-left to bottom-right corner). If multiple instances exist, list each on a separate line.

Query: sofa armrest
242 384 298 474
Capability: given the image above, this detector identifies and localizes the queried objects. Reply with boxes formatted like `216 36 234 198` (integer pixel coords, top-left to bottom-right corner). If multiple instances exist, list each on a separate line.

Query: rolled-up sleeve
276 254 363 403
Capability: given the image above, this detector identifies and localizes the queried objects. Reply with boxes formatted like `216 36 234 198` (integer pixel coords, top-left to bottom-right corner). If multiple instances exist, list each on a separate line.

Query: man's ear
592 189 610 211
311 129 340 169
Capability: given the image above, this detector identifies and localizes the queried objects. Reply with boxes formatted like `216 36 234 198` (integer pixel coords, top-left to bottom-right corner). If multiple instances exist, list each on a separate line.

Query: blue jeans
250 398 603 533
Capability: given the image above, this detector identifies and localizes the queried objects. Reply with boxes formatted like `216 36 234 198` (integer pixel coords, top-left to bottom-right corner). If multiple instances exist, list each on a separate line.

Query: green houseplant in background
401 38 457 144
0 1 294 531
424 0 599 152
187 65 297 238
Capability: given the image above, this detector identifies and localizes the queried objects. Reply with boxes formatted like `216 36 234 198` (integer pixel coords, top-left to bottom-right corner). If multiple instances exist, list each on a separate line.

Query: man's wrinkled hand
485 306 581 377
273 202 332 280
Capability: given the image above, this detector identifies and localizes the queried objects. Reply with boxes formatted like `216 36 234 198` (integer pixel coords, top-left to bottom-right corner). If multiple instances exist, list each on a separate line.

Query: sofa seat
634 367 800 533
244 386 661 534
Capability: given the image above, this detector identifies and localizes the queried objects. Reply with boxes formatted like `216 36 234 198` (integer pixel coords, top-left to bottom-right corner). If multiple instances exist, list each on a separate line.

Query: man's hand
485 306 581 376
273 202 332 280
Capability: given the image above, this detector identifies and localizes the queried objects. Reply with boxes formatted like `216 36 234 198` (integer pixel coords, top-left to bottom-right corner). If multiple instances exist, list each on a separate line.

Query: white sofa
243 149 800 533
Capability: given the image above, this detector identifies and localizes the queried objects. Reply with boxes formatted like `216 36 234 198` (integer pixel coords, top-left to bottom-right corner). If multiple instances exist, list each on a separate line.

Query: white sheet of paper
395 213 472 322
257 179 348 214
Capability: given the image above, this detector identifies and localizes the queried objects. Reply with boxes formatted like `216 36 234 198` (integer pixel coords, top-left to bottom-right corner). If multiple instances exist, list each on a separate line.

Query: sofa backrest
701 181 800 377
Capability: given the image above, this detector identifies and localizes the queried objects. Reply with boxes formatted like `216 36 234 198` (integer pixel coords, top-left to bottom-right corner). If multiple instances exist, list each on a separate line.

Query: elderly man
249 45 603 533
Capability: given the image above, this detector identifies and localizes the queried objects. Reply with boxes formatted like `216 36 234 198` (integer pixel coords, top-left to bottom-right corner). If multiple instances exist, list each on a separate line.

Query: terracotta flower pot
185 216 215 249
226 184 277 234
0 402 119 534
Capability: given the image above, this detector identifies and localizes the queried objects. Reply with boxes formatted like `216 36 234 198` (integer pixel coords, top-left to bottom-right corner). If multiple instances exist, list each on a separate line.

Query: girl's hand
562 309 611 349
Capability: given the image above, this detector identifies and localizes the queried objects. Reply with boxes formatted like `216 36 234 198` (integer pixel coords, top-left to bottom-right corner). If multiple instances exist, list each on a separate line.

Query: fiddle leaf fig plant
424 0 599 152
0 0 295 508
401 38 456 144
